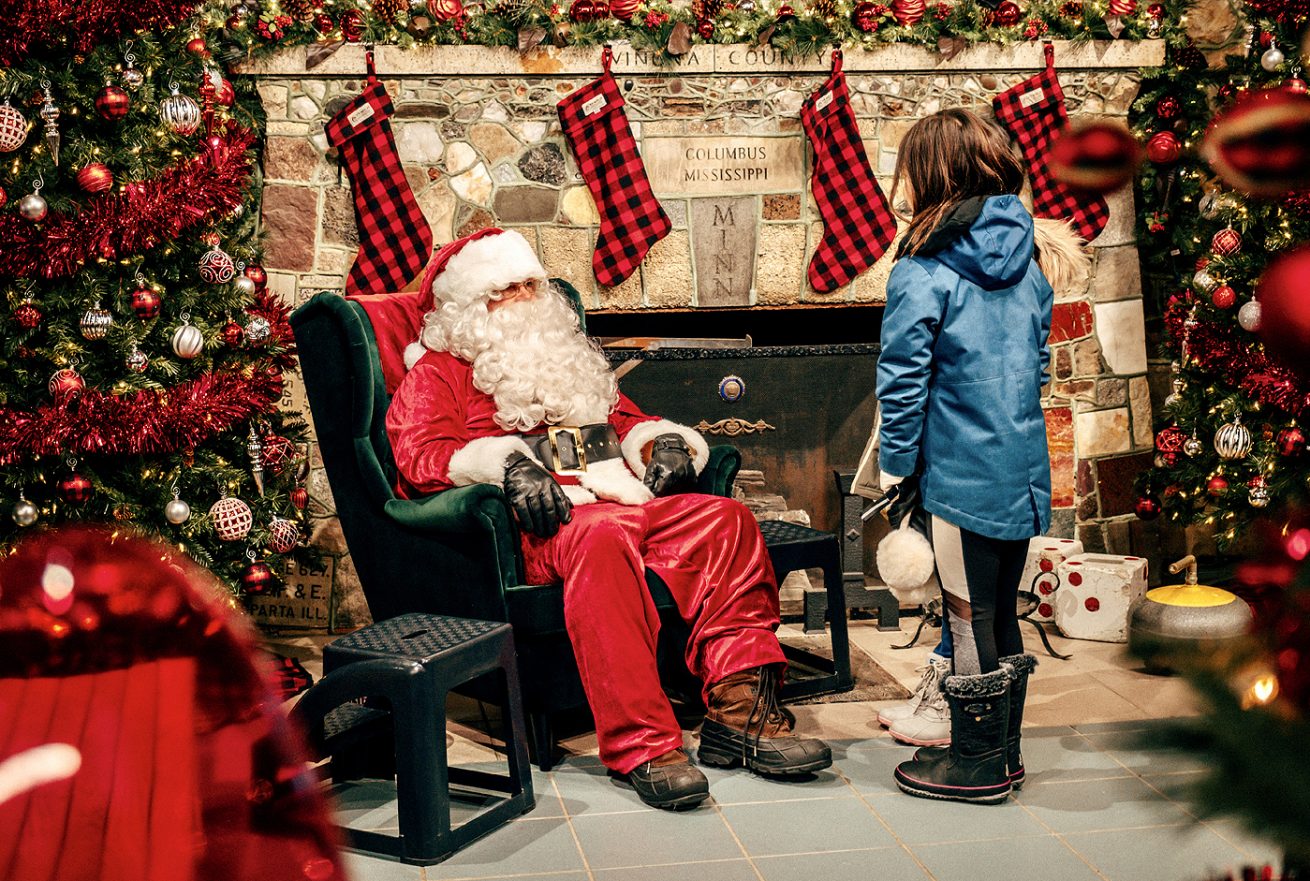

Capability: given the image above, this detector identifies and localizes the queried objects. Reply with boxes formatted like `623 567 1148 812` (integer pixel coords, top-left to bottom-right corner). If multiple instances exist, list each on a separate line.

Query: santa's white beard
419 287 618 431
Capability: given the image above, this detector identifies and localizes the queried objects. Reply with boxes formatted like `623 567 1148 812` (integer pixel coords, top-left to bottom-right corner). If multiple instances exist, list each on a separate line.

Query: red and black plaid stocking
801 49 898 294
993 43 1108 243
558 47 670 287
325 51 433 296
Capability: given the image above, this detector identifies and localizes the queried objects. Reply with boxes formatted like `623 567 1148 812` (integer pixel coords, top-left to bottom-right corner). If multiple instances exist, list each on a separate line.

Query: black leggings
930 515 1027 675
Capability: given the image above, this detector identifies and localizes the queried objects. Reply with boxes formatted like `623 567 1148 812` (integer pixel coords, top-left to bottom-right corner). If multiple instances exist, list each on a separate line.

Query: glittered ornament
1238 297 1263 332
1248 476 1271 508
171 315 205 359
210 493 254 541
11 496 38 527
1146 130 1181 165
1192 267 1219 295
95 83 130 121
244 315 272 345
1211 284 1236 309
199 242 236 283
241 558 276 594
1215 415 1253 460
80 302 113 340
1211 227 1242 256
121 348 147 375
1261 45 1285 71
1155 96 1180 119
1050 122 1143 193
76 162 114 195
131 284 161 320
1277 425 1305 456
1134 494 1161 520
268 517 300 553
892 0 926 24
160 84 201 136
1207 474 1229 496
13 297 41 330
164 489 191 525
0 100 27 152
48 367 84 402
290 486 309 510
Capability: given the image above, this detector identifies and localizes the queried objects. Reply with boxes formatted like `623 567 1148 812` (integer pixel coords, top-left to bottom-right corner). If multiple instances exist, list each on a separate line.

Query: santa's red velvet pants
520 494 785 774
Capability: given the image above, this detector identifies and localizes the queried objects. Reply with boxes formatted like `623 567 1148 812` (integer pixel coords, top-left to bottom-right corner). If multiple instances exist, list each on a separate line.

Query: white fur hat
423 227 548 308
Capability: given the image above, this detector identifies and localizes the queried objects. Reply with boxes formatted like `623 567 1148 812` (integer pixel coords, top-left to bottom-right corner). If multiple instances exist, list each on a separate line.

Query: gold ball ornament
80 302 114 341
160 83 201 136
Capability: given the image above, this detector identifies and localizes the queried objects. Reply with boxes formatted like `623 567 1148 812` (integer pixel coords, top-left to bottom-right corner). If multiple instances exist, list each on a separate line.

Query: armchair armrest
382 483 524 594
699 445 741 498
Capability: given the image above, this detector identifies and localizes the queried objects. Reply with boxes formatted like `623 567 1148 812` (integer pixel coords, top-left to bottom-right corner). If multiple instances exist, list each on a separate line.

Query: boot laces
743 666 793 760
906 663 940 711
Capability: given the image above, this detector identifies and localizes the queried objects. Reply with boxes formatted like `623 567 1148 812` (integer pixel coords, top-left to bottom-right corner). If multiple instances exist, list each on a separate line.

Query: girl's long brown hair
891 108 1025 257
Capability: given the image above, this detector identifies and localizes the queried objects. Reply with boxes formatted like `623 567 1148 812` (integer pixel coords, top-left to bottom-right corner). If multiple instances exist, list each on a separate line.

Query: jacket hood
918 194 1035 291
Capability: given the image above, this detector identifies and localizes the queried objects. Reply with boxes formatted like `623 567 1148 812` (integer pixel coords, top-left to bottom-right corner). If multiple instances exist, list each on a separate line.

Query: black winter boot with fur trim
999 653 1036 788
893 667 1012 805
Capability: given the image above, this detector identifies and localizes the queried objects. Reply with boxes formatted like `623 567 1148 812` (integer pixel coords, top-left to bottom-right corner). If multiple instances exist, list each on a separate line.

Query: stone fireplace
240 39 1163 628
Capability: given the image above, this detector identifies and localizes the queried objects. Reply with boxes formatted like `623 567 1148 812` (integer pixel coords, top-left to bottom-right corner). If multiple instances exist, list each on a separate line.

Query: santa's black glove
644 434 697 497
503 452 573 538
886 475 921 529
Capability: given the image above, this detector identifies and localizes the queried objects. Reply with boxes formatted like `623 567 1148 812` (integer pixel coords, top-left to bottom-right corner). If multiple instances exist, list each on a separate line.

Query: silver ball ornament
1249 482 1271 508
244 315 272 345
12 497 38 527
1261 46 1285 72
1184 435 1205 458
234 275 257 296
172 316 204 359
19 192 48 222
1238 298 1262 332
165 491 192 525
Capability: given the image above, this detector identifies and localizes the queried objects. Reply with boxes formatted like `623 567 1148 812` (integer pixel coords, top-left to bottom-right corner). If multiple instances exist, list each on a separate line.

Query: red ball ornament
1211 227 1242 256
1050 122 1143 194
1108 0 1135 15
1256 244 1310 376
341 9 365 40
187 37 210 57
95 84 130 121
569 0 594 21
697 17 715 36
59 472 94 504
610 0 641 18
222 320 245 347
776 3 796 19
991 0 1022 25
1212 284 1237 309
13 300 41 329
314 12 335 32
427 0 464 19
261 435 298 474
1155 424 1187 455
1277 426 1306 456
268 518 300 554
215 79 235 107
1146 2 1164 17
48 367 85 402
1286 78 1309 95
1146 130 1181 164
241 561 276 595
1203 88 1310 197
1207 474 1229 496
290 486 309 510
76 163 114 194
1155 96 1181 119
892 0 926 24
244 263 268 290
853 1 879 31
131 286 161 320
1134 494 1162 520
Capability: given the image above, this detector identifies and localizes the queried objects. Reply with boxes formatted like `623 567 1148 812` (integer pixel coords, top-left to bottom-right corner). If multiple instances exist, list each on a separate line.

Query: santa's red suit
385 231 786 775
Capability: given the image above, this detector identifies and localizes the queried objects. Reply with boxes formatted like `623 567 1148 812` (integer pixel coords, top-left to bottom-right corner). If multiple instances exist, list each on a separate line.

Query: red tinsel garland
1241 0 1310 24
0 128 256 281
0 0 200 66
0 368 284 464
1165 296 1310 416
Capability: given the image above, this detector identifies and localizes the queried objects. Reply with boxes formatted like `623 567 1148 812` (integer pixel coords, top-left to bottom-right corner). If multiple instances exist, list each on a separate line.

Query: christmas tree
0 1 310 596
1131 2 1309 547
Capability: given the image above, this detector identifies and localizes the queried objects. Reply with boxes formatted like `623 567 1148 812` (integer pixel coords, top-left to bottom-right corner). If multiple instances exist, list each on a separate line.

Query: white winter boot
887 660 952 747
877 656 950 728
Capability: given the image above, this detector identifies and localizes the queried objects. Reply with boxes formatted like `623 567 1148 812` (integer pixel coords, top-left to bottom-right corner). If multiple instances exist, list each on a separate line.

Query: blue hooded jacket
877 194 1053 541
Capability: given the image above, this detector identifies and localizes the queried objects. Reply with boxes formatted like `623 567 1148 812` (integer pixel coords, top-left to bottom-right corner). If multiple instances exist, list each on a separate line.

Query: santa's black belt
519 424 622 475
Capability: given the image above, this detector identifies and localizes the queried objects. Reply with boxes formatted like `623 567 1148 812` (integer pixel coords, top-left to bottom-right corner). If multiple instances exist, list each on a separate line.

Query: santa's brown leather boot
624 748 710 810
698 666 832 776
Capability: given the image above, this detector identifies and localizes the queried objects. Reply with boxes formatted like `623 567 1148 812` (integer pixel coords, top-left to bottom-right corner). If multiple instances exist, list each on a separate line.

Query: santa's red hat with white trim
420 227 548 309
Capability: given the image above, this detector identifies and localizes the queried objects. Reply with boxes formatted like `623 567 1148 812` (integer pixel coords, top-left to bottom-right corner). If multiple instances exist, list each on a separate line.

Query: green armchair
289 280 741 769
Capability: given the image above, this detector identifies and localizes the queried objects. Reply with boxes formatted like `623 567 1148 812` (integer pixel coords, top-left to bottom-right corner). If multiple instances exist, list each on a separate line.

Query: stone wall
241 40 1163 628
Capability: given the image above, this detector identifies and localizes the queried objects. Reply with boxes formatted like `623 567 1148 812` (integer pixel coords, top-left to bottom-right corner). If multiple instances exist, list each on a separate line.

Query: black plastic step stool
292 613 535 865
758 520 854 700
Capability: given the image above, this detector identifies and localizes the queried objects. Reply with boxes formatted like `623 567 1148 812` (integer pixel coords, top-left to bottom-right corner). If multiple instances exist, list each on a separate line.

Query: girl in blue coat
877 108 1087 804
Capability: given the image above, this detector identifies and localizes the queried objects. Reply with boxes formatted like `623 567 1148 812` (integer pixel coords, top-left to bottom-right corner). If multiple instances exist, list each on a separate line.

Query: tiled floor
278 619 1284 881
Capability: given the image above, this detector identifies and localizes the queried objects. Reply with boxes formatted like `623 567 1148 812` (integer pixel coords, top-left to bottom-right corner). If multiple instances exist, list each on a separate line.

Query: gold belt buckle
547 426 587 475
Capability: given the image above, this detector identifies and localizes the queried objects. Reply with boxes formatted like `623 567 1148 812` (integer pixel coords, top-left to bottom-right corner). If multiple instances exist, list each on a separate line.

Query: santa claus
386 228 831 810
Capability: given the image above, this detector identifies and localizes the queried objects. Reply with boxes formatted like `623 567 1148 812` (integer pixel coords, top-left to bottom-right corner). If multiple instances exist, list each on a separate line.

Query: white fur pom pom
877 523 938 604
